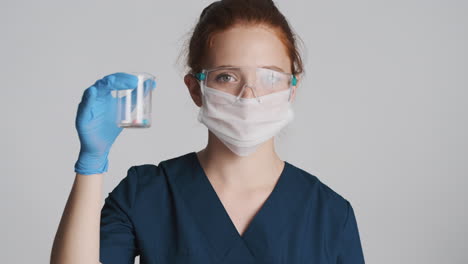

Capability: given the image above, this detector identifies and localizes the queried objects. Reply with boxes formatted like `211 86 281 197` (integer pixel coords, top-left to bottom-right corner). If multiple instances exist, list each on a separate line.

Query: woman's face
185 24 298 106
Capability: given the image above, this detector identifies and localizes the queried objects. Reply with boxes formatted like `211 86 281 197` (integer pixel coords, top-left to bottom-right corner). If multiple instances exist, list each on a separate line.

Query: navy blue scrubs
100 151 365 263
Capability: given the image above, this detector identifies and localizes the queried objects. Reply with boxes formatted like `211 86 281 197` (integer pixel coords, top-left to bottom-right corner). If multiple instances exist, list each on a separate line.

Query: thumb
76 86 97 124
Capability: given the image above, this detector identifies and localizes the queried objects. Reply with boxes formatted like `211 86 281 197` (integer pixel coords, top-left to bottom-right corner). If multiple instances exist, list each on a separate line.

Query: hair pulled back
181 0 305 77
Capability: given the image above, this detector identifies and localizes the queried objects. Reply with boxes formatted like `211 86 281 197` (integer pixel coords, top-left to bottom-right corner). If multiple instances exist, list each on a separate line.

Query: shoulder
286 161 352 226
287 162 359 257
287 161 350 206
108 152 194 206
130 151 195 186
129 151 195 180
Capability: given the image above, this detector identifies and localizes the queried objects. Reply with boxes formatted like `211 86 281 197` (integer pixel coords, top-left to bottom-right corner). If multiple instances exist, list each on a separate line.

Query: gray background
1 0 467 263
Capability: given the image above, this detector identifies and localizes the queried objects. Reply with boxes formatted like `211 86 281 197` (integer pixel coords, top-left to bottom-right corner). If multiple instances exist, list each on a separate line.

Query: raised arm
50 72 153 264
51 173 103 264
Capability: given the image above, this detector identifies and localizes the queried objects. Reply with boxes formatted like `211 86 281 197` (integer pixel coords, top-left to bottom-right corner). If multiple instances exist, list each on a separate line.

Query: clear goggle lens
195 67 297 105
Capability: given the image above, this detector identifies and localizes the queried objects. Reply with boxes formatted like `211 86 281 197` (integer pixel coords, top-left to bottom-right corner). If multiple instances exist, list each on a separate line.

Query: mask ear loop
288 75 298 102
194 72 207 96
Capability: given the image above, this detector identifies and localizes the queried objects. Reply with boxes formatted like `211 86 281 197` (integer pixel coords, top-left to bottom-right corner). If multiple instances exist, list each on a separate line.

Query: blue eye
215 74 236 83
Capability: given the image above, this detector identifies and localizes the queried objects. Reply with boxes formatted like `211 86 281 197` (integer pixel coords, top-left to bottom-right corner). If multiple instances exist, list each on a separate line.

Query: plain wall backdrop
1 0 467 263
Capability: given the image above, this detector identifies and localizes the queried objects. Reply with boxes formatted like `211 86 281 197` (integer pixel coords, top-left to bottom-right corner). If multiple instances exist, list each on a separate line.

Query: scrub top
99 151 365 264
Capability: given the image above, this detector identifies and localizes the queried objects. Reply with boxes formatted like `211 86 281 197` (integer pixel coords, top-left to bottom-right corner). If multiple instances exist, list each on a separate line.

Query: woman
51 0 365 263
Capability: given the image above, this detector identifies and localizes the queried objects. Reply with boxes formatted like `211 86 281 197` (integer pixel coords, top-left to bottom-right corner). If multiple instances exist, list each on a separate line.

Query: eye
215 73 237 83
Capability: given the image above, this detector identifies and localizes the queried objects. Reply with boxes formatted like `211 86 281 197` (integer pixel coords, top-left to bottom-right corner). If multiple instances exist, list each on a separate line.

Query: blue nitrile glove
74 72 156 175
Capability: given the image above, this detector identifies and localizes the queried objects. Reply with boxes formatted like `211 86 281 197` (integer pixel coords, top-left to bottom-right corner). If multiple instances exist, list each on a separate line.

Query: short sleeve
99 166 139 264
337 201 365 264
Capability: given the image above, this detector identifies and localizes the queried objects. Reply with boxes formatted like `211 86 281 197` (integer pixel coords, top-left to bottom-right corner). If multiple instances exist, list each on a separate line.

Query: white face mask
197 86 294 156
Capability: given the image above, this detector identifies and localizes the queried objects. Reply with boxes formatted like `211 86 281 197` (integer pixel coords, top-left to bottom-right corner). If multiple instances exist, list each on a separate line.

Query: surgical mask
197 85 294 156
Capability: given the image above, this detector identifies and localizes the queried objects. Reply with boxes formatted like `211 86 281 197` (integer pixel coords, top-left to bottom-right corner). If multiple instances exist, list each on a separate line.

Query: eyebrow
216 64 288 73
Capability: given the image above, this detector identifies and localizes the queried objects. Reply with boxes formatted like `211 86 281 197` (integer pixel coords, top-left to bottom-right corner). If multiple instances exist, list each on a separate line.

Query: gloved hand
74 72 156 175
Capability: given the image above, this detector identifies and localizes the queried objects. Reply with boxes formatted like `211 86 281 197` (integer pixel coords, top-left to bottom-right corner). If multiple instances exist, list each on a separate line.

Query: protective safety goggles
194 66 297 104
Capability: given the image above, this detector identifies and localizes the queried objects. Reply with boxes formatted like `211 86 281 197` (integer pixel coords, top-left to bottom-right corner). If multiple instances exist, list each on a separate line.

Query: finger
107 72 139 90
76 86 97 124
94 72 139 98
150 79 157 90
143 79 157 97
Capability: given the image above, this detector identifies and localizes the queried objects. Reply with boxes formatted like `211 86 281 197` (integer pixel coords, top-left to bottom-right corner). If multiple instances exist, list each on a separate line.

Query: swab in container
116 72 156 128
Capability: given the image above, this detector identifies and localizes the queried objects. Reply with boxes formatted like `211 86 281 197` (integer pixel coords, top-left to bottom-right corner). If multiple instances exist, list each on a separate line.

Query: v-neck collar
170 151 311 262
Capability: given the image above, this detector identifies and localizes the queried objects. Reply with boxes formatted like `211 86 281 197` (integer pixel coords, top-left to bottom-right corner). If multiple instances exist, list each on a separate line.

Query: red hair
181 0 305 77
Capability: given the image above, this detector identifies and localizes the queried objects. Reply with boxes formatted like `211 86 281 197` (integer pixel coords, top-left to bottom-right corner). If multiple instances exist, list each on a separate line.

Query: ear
184 74 203 107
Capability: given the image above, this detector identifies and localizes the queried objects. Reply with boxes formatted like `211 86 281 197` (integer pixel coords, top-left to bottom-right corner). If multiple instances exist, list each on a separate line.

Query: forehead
205 24 291 72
